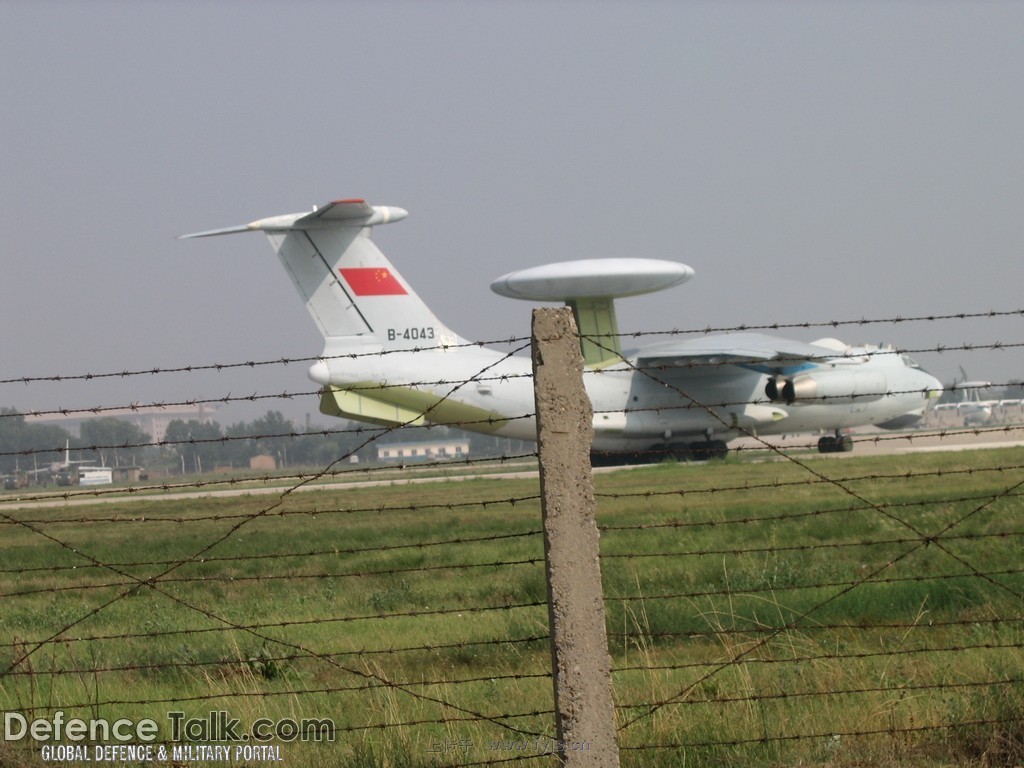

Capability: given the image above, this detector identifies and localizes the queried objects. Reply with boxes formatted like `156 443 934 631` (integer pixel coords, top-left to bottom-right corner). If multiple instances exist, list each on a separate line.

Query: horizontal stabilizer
180 200 408 239
320 383 512 434
292 200 409 228
178 225 253 239
320 386 426 428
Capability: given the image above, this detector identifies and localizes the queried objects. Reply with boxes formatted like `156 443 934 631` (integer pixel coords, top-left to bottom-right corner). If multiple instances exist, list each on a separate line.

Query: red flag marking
340 267 407 296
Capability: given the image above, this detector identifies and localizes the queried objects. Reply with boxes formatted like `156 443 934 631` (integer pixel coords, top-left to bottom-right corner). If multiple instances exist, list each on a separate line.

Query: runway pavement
730 424 1024 457
3 426 1021 511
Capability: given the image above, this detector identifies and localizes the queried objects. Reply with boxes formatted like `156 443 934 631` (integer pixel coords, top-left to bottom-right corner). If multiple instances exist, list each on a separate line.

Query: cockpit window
902 354 920 368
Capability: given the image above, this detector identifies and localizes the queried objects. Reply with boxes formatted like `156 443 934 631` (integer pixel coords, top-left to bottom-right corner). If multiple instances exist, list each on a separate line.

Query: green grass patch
0 449 1021 766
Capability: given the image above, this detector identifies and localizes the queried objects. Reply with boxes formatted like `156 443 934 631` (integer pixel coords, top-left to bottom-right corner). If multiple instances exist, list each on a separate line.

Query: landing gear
687 439 729 461
817 430 854 454
591 438 731 465
664 439 728 462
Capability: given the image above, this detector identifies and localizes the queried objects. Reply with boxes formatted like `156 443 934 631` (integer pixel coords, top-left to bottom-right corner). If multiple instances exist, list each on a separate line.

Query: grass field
0 447 1022 766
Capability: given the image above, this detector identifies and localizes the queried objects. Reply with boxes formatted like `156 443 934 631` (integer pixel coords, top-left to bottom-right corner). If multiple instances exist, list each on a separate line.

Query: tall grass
0 448 1021 765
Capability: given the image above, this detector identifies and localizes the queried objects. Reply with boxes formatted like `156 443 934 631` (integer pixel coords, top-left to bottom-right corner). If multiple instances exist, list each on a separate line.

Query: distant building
249 455 277 471
377 439 469 462
77 467 113 486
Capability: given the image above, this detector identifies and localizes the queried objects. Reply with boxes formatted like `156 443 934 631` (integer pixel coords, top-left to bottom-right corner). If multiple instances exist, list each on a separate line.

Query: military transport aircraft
184 199 943 461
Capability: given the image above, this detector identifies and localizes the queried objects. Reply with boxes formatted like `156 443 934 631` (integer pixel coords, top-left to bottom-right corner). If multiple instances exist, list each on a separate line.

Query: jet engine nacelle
765 370 888 405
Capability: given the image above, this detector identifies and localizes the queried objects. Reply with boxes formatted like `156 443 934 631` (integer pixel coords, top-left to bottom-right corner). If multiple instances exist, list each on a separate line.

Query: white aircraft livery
184 199 943 462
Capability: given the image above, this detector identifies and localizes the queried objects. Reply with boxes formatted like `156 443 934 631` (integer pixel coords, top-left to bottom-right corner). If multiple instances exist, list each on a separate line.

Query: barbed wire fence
0 308 1021 766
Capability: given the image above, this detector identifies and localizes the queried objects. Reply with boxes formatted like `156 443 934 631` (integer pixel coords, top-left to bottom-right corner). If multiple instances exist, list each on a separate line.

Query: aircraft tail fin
182 200 464 352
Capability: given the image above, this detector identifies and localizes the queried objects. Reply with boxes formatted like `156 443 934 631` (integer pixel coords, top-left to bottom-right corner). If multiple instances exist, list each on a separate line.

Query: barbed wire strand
4 342 556 741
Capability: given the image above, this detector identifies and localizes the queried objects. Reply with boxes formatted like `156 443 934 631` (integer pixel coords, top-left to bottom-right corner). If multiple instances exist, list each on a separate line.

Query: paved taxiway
2 427 1021 511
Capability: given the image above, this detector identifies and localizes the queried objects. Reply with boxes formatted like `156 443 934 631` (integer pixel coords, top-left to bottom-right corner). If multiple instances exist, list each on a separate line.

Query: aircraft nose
923 370 943 407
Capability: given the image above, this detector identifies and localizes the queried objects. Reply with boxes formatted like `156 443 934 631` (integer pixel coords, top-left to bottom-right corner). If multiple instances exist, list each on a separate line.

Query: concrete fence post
531 307 620 767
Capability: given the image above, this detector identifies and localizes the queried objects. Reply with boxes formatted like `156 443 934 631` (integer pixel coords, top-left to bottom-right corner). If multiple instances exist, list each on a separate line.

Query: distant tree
0 409 28 474
164 419 224 474
249 411 297 467
289 421 374 467
24 423 76 469
78 417 150 467
222 420 256 468
164 412 381 474
0 408 73 474
995 380 1024 400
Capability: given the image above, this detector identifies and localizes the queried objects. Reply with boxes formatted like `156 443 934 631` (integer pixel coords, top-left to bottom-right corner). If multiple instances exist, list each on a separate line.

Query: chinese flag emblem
339 267 408 296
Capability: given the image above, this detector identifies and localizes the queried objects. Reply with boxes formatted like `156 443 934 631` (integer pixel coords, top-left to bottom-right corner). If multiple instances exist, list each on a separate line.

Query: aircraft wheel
689 440 729 461
667 443 692 462
837 434 854 452
818 436 837 453
590 451 619 467
709 440 729 460
687 441 709 461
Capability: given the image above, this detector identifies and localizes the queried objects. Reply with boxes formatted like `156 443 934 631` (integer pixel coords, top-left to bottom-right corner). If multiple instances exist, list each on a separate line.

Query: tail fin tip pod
182 199 461 351
180 200 409 239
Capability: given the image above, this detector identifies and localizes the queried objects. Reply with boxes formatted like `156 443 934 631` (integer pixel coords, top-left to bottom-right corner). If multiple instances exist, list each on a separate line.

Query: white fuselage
313 339 942 453
185 198 942 456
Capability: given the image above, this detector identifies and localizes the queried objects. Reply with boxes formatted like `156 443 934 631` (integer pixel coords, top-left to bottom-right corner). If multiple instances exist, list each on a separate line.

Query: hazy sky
2 1 1022 426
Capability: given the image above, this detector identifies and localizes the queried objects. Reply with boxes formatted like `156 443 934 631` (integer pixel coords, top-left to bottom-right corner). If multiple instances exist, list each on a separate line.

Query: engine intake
765 370 888 405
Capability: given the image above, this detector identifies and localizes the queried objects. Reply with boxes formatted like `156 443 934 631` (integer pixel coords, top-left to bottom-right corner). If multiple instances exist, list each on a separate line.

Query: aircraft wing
634 332 842 373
